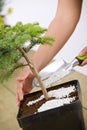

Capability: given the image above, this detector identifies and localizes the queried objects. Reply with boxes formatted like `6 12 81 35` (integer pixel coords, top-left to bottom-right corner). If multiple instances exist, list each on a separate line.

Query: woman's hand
16 66 34 106
79 46 87 66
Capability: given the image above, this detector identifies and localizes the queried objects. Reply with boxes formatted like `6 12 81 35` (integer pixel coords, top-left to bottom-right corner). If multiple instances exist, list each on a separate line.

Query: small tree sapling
0 22 54 99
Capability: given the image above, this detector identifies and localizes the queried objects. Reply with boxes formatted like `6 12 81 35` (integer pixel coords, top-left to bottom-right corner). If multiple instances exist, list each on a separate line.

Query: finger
16 91 20 107
16 81 24 106
16 87 20 107
79 46 87 56
18 81 24 101
80 59 87 66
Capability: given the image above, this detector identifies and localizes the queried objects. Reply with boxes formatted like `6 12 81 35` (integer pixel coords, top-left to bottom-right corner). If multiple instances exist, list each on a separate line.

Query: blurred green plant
0 0 12 25
0 0 5 24
7 7 12 14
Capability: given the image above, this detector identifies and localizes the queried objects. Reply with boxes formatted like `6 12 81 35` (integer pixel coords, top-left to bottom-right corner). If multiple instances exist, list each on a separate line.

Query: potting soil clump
19 84 78 118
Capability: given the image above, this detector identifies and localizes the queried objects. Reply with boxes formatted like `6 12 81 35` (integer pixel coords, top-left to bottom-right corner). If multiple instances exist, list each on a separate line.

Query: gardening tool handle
76 54 87 64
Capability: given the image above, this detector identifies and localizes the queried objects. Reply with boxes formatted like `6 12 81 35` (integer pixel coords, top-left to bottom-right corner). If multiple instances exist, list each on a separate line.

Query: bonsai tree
0 21 54 100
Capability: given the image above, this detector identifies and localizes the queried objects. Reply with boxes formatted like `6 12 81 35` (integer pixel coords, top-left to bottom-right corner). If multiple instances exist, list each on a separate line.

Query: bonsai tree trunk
18 47 49 100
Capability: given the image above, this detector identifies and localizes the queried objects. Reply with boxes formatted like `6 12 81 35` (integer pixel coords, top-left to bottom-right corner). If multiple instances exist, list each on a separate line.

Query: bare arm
32 0 82 72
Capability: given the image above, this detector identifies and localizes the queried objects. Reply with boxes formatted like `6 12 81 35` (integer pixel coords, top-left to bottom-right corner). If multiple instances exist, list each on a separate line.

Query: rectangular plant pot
17 80 85 130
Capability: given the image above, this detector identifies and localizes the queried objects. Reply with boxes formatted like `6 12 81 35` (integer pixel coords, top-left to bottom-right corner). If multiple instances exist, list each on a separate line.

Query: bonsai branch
13 63 28 70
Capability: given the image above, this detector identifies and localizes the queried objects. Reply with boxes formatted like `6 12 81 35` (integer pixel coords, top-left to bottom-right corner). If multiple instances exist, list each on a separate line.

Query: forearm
32 0 82 72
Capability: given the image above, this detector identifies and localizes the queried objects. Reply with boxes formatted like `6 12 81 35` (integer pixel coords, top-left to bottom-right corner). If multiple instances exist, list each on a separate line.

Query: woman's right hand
16 66 34 106
79 46 87 66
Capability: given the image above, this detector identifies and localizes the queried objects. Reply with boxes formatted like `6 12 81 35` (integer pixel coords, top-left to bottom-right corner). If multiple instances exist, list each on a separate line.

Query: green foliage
0 48 20 82
0 22 54 49
0 22 54 82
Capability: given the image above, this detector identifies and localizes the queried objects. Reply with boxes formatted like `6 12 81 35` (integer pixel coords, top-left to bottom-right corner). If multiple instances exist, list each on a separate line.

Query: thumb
16 81 24 106
79 46 87 56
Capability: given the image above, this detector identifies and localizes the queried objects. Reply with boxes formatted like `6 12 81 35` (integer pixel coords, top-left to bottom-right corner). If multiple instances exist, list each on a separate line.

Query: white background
4 0 87 75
